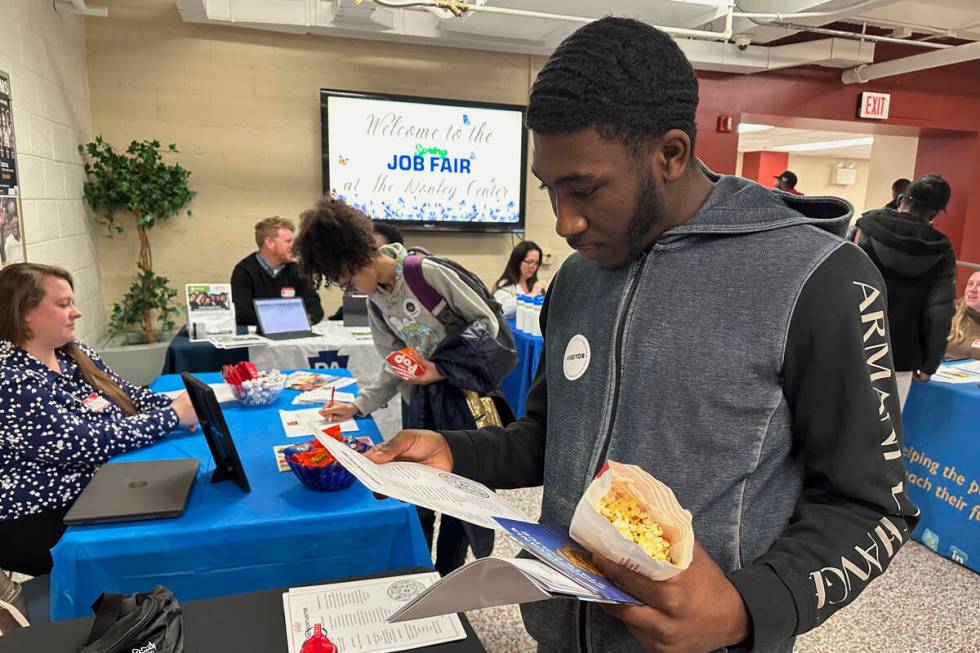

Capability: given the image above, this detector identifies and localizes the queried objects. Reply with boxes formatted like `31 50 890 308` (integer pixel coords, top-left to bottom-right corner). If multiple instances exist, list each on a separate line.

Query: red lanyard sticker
82 393 112 413
281 287 296 298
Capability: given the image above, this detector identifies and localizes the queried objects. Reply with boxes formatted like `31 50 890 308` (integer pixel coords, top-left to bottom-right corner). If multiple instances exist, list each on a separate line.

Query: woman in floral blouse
0 263 198 575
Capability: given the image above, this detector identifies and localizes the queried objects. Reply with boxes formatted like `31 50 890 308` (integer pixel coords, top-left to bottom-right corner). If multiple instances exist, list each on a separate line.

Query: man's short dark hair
293 197 377 289
891 178 911 195
526 17 699 153
372 222 404 245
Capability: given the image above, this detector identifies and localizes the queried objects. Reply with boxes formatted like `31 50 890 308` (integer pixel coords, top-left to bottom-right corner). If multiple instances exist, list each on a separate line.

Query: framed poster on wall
0 196 24 266
0 69 26 267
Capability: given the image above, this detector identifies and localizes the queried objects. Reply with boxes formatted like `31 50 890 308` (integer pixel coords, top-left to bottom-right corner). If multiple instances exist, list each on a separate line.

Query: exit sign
858 92 890 120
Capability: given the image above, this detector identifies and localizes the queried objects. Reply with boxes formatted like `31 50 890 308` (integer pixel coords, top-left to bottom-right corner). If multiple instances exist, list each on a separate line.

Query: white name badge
563 334 591 381
281 287 296 298
82 393 112 413
971 338 980 350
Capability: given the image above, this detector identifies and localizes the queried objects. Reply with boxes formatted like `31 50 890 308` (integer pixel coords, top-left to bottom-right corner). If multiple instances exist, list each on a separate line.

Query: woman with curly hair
293 196 515 576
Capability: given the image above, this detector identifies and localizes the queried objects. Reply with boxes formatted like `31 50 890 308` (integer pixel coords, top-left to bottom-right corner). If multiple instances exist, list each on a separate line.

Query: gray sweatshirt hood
660 172 853 244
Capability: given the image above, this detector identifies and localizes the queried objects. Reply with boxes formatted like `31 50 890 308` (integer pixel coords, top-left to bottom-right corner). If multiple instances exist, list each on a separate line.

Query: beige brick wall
86 0 570 318
1 0 106 344
786 155 871 215
864 135 918 216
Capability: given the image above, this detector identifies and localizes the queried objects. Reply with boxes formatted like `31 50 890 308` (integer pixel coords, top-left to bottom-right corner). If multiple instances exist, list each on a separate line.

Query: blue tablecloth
50 370 431 621
902 373 980 573
501 319 544 418
161 325 248 374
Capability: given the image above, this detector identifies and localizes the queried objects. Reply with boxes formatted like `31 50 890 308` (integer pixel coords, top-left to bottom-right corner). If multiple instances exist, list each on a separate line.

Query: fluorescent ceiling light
774 136 874 152
737 123 773 133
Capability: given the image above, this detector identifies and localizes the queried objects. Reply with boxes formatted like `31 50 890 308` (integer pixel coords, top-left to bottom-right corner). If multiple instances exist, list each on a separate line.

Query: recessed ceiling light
737 123 774 134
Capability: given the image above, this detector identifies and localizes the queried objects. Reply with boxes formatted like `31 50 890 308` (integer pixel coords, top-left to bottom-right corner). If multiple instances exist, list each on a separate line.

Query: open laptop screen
254 297 310 335
342 294 369 328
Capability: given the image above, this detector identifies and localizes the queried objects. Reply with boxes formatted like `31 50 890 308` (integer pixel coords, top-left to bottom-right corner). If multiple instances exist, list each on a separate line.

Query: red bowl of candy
282 432 370 492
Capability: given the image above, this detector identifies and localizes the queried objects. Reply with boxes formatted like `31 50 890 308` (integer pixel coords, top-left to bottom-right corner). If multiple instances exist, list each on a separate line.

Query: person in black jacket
230 216 324 327
854 174 956 406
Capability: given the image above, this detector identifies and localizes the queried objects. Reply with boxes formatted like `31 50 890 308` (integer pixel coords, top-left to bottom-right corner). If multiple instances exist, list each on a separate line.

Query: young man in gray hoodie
370 17 919 653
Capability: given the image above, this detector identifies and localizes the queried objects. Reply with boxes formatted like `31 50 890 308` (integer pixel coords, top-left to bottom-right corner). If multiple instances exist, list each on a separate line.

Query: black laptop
64 459 199 525
254 297 316 340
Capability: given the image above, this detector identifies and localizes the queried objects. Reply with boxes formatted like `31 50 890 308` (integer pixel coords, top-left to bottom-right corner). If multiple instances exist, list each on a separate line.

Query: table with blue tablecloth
500 320 544 418
49 369 431 621
902 366 980 573
163 322 404 439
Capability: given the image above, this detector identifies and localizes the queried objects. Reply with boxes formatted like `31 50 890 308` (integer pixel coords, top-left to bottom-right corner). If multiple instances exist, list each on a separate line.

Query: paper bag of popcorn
569 460 694 581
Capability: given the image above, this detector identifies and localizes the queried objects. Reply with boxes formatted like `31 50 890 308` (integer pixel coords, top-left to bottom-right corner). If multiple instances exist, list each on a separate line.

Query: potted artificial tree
79 136 196 384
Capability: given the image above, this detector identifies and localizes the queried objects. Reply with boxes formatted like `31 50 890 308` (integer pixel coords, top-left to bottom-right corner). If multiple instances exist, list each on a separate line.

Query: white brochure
292 390 357 405
185 282 236 341
931 360 980 384
314 436 644 623
279 408 357 437
206 333 269 349
161 383 236 404
387 517 641 623
282 572 465 653
315 433 534 530
386 558 582 623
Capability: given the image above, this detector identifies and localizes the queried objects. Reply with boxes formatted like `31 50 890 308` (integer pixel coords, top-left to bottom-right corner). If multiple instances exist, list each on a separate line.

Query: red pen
329 386 336 408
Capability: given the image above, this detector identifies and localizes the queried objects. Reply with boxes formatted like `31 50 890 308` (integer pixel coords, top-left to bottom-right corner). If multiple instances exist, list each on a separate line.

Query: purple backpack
370 254 515 351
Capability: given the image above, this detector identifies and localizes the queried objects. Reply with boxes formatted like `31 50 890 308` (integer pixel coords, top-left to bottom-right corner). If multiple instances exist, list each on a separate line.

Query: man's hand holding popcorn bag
571 462 751 653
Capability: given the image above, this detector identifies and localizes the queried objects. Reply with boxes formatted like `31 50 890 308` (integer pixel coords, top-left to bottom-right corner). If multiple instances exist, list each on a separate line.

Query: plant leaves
77 136 194 339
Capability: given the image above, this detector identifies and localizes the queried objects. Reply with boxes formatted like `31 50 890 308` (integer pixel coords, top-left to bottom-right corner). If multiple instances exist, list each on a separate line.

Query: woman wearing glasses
492 241 548 319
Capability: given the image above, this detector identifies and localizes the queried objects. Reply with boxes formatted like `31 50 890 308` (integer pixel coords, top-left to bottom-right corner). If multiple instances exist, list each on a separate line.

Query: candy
223 368 286 406
284 436 370 492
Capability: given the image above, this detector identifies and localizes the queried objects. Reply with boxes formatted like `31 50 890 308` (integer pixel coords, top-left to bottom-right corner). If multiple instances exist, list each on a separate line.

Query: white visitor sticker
563 334 591 381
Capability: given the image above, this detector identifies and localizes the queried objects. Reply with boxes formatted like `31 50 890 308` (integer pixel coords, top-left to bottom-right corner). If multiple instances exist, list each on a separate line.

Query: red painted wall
693 53 980 295
914 132 978 257
740 151 788 188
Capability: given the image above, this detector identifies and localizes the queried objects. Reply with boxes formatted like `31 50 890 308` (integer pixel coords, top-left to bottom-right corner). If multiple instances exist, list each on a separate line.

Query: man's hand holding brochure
315 430 695 623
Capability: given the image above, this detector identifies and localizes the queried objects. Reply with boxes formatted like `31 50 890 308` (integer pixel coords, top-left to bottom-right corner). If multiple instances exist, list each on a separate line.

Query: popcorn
570 461 694 581
598 486 671 562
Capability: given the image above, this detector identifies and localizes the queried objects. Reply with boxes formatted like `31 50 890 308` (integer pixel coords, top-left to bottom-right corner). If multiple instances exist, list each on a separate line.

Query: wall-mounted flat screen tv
321 89 527 233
